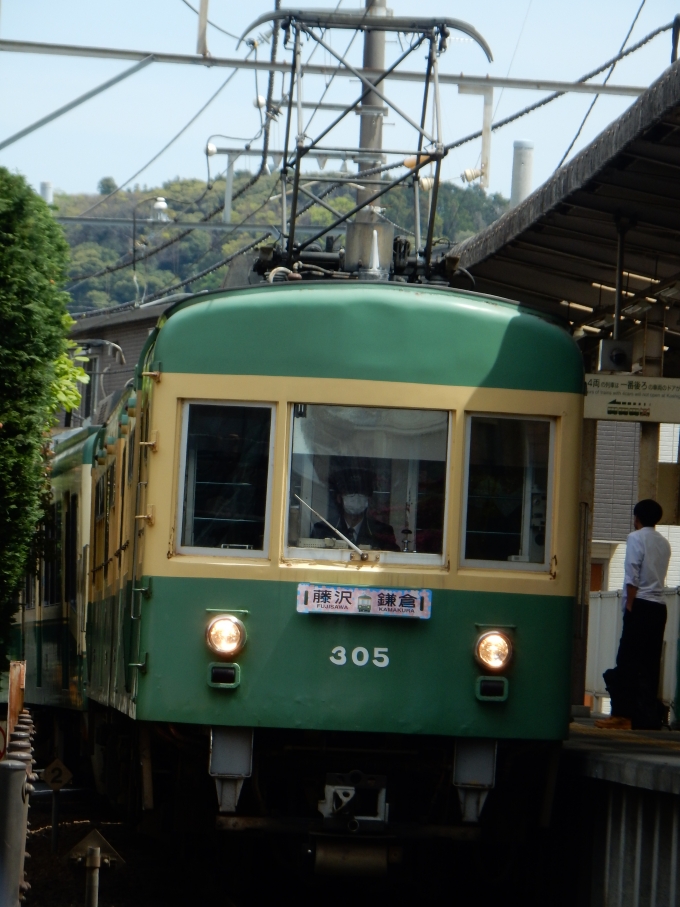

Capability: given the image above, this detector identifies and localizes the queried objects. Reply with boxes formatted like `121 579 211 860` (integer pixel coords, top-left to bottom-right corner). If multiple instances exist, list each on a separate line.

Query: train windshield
287 405 449 559
463 416 552 567
180 403 274 555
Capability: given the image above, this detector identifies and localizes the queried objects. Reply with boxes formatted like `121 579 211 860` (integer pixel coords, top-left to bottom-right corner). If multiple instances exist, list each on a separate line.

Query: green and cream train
21 280 584 866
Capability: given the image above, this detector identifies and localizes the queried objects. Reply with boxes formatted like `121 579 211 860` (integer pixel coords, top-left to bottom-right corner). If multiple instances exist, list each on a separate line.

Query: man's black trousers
603 597 667 729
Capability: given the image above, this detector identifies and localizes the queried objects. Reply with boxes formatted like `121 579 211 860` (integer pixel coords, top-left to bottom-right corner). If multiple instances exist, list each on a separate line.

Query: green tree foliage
58 174 508 312
382 181 509 244
0 168 86 667
97 177 118 195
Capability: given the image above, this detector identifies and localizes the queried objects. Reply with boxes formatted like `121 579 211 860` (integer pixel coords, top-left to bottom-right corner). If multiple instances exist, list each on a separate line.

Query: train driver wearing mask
311 464 399 551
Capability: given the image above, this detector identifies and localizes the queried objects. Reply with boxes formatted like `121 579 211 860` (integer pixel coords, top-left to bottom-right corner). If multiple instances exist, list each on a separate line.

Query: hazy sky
0 1 676 200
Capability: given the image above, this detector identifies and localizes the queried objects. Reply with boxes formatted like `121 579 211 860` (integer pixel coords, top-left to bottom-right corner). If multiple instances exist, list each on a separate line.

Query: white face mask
342 494 369 516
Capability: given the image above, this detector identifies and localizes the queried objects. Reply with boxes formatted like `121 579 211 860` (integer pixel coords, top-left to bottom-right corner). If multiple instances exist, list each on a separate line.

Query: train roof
51 425 100 477
151 282 584 394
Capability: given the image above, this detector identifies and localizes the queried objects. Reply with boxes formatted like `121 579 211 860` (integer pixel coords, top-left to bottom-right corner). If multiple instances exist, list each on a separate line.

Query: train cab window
286 404 449 564
179 402 274 556
462 415 553 569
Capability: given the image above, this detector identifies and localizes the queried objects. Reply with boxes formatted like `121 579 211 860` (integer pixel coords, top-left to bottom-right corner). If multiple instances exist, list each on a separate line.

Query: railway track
23 801 526 906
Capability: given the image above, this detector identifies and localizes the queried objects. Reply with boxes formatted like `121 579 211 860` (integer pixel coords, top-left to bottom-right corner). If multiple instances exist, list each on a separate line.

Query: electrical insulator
461 168 483 183
404 154 433 169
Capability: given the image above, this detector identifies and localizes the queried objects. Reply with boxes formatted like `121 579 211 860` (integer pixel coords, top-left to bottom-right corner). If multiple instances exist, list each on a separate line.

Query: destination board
297 584 432 619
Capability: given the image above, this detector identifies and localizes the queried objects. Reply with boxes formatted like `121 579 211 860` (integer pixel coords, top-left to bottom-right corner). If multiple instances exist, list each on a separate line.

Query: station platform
565 719 680 794
561 720 680 906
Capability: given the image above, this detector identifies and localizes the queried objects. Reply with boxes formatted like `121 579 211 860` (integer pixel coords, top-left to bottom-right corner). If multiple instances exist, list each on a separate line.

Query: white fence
586 590 680 719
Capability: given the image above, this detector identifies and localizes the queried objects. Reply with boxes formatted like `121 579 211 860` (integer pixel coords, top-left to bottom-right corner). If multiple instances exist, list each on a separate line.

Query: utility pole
342 0 394 275
356 0 386 221
223 153 235 224
197 0 209 56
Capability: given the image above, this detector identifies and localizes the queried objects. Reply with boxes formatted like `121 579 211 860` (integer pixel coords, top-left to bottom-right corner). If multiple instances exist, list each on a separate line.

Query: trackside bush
0 168 83 668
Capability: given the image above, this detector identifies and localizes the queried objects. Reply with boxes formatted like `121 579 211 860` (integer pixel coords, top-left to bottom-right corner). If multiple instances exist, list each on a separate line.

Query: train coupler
317 771 388 832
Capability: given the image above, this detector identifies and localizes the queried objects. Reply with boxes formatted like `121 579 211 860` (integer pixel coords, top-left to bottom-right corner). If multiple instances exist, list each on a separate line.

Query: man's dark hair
634 499 663 527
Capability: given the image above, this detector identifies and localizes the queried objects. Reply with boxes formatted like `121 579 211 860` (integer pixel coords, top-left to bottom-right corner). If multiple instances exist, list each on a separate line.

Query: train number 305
330 646 389 667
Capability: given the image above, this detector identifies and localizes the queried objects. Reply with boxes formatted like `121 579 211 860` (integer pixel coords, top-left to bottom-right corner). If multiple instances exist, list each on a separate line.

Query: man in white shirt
596 499 671 730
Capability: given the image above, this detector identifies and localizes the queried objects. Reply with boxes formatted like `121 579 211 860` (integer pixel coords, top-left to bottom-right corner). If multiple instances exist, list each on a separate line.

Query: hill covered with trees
56 173 509 313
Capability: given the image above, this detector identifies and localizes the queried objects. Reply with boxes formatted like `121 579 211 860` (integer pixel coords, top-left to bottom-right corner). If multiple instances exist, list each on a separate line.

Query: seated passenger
311 466 399 551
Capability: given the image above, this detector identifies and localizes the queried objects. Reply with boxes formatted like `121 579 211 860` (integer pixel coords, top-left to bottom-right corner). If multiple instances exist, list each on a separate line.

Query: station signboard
584 374 680 423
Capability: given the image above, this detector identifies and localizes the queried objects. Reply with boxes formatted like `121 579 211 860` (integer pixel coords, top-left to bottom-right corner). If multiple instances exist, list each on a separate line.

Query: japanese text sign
584 374 680 422
296 583 431 619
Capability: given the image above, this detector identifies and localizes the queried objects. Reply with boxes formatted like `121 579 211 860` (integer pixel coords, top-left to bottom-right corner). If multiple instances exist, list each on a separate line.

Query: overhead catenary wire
144 182 289 288
276 15 670 210
67 173 310 288
278 21 677 251
301 0 365 136
75 52 255 217
0 55 154 152
179 0 240 42
490 0 533 124
144 233 271 302
556 0 647 168
60 9 422 288
68 16 674 291
69 175 350 311
82 181 361 311
444 18 673 156
376 209 414 236
69 9 282 289
254 45 265 131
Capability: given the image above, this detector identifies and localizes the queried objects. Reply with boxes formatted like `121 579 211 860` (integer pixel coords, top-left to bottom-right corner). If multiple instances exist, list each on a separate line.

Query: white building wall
592 421 639 542
659 423 680 463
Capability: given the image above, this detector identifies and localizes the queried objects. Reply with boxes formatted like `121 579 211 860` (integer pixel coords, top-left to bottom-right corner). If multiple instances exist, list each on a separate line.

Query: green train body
20 282 584 841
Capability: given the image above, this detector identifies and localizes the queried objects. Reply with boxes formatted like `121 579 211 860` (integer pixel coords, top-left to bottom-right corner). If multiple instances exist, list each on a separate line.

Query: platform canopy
453 59 680 363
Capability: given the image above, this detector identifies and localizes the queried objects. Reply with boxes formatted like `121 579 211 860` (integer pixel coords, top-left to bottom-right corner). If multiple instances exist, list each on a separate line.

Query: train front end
86 281 584 859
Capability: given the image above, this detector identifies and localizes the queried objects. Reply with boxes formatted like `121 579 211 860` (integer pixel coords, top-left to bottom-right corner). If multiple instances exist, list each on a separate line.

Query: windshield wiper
294 494 366 558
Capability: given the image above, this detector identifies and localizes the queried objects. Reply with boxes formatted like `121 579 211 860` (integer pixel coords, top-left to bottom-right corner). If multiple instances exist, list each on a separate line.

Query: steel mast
345 0 392 276
357 0 386 213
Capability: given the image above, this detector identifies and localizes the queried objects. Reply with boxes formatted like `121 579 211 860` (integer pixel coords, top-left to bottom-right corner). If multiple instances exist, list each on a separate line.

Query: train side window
24 571 36 611
127 427 135 484
178 402 275 557
286 404 450 565
93 474 106 584
64 493 78 612
462 415 554 569
81 357 98 421
104 463 115 580
95 474 106 521
42 500 63 606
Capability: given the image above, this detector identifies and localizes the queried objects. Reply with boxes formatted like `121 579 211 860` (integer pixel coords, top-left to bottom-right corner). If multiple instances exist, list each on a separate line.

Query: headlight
206 616 246 656
475 631 512 672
